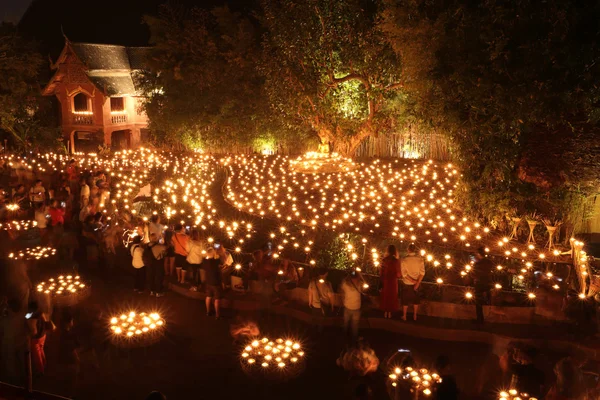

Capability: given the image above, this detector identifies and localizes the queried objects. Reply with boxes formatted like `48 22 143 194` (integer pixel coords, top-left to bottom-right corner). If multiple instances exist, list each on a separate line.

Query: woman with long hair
379 244 401 319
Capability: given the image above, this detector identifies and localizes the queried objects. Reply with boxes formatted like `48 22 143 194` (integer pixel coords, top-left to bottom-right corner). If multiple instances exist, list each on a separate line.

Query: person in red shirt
48 199 65 226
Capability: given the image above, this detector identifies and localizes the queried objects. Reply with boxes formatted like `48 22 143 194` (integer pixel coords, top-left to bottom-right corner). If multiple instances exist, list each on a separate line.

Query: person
545 358 584 400
26 301 53 375
216 244 234 289
434 355 459 400
172 224 189 284
58 313 80 397
48 199 65 227
34 203 49 242
163 228 176 279
146 233 167 297
29 180 46 209
13 184 29 211
186 230 204 291
202 248 223 319
148 215 163 241
66 159 78 195
508 346 545 399
79 177 90 207
79 203 92 223
341 271 364 343
380 244 401 319
473 246 494 324
308 269 334 330
401 244 425 321
274 259 299 295
130 236 146 293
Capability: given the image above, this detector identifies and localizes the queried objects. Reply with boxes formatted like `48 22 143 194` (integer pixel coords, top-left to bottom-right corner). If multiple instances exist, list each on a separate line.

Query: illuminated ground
31 266 503 400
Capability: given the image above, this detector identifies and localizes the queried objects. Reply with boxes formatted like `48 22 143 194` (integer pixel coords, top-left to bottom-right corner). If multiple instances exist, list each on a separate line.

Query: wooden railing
72 112 93 125
111 113 128 124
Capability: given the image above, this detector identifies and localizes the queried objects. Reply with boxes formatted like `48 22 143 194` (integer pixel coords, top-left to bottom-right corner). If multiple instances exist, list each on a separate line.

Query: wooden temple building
42 39 150 153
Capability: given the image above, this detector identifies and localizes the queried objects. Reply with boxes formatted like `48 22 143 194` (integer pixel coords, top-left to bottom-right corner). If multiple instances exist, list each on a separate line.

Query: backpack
142 244 156 266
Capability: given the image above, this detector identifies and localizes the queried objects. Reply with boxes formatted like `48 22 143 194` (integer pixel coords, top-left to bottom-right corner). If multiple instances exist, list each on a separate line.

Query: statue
317 140 330 155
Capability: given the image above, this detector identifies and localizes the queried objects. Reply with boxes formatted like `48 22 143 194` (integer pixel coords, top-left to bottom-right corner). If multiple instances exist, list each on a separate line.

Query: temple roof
70 42 150 71
43 40 151 97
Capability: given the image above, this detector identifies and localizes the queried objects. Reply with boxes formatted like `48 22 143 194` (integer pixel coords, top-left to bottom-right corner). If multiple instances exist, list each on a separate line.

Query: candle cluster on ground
388 366 441 396
36 275 86 295
241 337 304 372
499 389 538 400
109 311 165 338
0 220 37 231
8 246 56 260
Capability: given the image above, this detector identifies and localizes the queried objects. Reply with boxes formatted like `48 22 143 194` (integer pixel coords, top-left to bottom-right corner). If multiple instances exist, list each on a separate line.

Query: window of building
110 97 125 112
73 93 90 112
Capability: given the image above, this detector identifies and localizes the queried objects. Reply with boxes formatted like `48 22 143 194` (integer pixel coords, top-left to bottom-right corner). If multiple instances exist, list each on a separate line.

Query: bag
142 244 156 267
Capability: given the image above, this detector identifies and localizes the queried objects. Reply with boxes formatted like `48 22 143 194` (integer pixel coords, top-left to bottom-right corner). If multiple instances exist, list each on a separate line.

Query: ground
21 260 564 400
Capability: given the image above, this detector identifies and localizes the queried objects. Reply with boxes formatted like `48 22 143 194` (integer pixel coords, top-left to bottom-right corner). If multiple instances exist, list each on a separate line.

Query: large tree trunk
315 121 374 157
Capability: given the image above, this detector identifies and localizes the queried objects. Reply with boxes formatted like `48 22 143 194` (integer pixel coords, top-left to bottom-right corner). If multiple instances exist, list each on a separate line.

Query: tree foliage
260 0 405 155
0 23 59 150
381 0 600 230
137 5 302 151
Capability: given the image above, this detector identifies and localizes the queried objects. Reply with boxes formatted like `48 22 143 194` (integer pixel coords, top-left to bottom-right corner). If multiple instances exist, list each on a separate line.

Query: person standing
146 233 166 297
401 244 425 321
79 177 90 208
163 229 176 280
473 247 493 324
186 230 204 291
380 245 401 319
29 180 46 209
148 215 163 242
308 269 334 331
26 301 53 375
171 224 189 284
202 248 223 319
130 236 146 293
340 272 364 343
216 245 234 289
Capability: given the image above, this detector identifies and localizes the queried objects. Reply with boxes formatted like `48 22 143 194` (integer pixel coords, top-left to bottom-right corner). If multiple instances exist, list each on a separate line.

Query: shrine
42 38 150 153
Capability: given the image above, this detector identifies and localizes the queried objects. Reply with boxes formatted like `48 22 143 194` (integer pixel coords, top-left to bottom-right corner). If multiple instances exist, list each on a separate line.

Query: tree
381 0 600 230
260 0 404 156
0 23 59 150
137 5 298 151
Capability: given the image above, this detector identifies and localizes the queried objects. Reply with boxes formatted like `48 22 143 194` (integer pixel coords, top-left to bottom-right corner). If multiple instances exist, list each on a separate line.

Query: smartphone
61 201 66 207
25 312 33 319
214 243 221 249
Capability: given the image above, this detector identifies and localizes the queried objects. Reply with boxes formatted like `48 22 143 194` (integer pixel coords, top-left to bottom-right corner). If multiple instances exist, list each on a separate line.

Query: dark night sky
14 0 254 59
1 0 33 22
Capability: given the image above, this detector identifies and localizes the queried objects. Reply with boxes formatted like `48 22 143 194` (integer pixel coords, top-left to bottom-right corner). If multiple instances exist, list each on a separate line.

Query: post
24 350 32 393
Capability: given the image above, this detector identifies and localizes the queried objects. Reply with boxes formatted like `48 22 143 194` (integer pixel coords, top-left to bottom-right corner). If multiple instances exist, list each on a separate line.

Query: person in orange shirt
171 224 189 284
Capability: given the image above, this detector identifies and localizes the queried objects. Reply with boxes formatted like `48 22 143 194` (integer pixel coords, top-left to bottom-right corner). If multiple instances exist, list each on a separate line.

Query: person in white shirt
29 180 46 208
148 215 164 241
186 230 204 291
34 203 49 242
130 236 145 293
340 272 364 343
401 244 425 321
79 177 90 207
216 245 234 289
